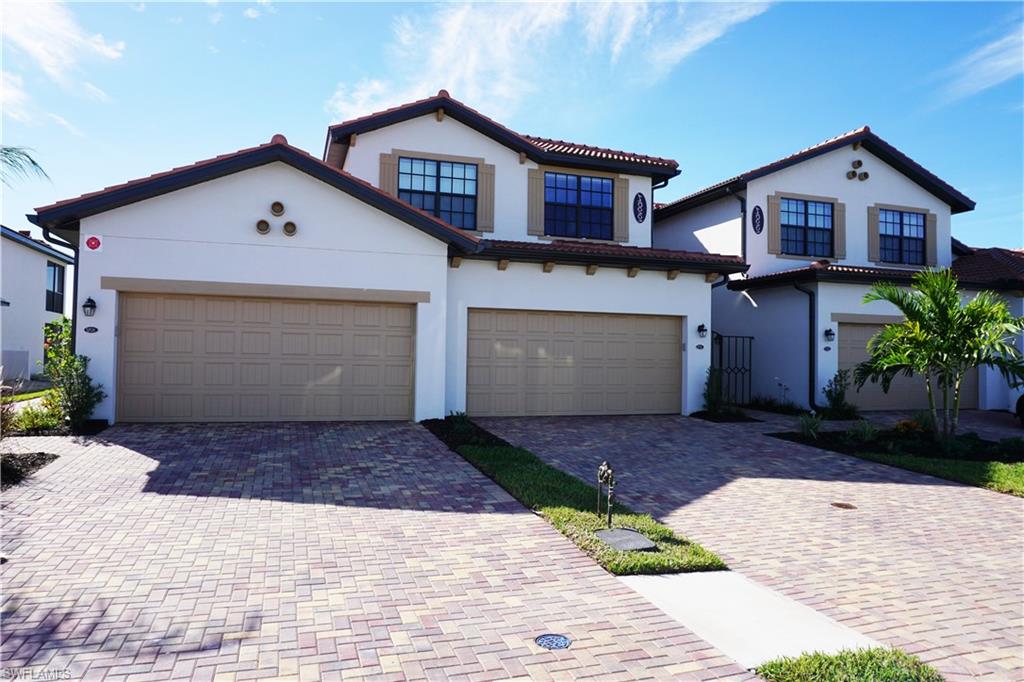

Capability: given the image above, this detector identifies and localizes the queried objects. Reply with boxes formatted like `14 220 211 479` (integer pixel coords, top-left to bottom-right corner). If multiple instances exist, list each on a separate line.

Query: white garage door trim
116 292 416 422
466 308 683 417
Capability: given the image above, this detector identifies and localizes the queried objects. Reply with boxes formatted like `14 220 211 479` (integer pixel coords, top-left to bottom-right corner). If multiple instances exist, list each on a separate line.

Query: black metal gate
712 332 753 405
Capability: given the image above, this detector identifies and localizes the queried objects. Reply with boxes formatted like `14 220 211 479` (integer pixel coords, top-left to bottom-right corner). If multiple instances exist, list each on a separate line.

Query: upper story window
398 157 477 229
544 172 613 240
879 209 925 265
46 262 64 314
780 197 833 258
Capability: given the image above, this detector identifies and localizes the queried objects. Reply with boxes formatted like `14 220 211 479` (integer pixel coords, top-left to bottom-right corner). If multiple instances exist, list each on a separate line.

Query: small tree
41 318 105 433
854 269 1024 439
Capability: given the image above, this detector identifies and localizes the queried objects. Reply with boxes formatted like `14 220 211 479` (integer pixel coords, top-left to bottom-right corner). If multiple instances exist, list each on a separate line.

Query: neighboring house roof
469 239 747 275
655 126 976 219
325 90 680 182
728 260 1019 292
1 225 74 264
950 247 1024 291
951 236 974 257
29 135 481 252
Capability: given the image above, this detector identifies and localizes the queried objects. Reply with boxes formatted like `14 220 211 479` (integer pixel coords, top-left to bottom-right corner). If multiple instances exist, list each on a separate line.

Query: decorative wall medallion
632 192 648 223
270 201 285 216
752 206 764 235
283 221 297 236
256 220 270 234
84 235 103 251
84 326 98 334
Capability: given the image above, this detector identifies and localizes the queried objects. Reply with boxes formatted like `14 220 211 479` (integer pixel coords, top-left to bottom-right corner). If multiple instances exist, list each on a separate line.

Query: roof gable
326 90 679 181
656 127 975 218
29 136 480 252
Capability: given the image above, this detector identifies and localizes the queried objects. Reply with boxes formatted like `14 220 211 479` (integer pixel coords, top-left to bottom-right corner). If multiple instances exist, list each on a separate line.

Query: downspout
793 283 817 410
726 187 747 263
42 229 79 354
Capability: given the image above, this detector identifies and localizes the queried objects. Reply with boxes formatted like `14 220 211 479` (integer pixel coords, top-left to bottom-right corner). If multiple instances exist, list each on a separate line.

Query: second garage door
466 309 682 417
838 322 977 411
117 293 414 422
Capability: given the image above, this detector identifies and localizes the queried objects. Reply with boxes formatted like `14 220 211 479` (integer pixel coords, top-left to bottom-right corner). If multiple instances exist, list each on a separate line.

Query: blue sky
3 1 1022 248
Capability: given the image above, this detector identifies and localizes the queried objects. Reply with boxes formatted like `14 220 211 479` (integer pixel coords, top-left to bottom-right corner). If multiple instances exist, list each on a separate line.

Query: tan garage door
466 309 682 417
117 293 414 422
838 322 977 411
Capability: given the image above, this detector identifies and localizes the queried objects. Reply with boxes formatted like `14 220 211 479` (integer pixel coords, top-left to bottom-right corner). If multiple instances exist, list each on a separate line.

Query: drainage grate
535 634 572 650
831 502 857 510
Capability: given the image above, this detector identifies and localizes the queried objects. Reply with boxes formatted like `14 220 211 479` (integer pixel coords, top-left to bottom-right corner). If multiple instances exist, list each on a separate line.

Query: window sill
539 234 626 245
776 253 833 261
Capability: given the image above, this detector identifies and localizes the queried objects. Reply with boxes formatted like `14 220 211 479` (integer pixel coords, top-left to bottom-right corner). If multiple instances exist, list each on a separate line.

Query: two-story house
28 91 744 424
654 126 1019 412
1 225 75 382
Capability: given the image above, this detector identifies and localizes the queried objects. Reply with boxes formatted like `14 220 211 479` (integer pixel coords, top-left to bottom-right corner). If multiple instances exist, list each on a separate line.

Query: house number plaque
752 206 764 235
84 327 98 334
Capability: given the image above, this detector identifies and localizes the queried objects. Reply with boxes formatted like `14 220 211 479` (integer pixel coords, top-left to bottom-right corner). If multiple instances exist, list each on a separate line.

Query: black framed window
46 262 64 314
397 157 477 229
544 172 613 240
879 209 925 265
780 198 833 257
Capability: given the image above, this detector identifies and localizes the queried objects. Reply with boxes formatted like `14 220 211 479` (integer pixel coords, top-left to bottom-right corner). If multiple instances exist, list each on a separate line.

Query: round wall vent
270 201 285 216
846 170 857 180
858 171 869 181
283 221 297 236
851 159 863 169
256 219 270 234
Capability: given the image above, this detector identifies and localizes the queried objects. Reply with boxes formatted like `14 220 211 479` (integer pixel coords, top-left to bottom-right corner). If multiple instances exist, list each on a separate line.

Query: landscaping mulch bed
1 452 59 490
691 409 760 423
423 415 725 575
773 429 1023 464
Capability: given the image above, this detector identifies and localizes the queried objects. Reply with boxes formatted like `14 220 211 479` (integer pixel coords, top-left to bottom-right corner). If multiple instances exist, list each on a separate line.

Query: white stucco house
654 126 1022 412
1 225 75 382
28 90 744 424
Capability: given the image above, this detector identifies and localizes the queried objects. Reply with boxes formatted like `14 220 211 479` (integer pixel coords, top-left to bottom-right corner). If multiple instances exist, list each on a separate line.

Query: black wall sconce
82 297 97 317
697 323 708 338
824 327 835 342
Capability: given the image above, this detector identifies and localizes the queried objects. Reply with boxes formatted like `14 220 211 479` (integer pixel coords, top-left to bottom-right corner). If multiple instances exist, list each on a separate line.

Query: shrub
999 437 1024 458
799 413 823 441
746 394 804 415
845 420 879 444
822 370 859 419
894 418 923 434
40 318 105 433
703 367 725 414
13 403 62 434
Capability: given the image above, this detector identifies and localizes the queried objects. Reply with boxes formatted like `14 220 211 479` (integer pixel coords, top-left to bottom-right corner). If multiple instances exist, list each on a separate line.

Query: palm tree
1 146 48 186
854 269 1024 439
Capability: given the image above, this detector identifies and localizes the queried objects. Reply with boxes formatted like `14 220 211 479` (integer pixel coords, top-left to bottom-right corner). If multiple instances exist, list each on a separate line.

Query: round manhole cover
535 634 572 650
831 502 857 510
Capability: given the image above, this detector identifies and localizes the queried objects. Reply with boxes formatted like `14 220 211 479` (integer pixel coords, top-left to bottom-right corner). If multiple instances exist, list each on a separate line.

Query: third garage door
466 309 682 417
838 322 977 411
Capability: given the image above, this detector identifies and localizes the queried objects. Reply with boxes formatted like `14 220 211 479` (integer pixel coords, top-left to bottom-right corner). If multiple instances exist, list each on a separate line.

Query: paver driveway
1 423 751 682
481 415 1024 682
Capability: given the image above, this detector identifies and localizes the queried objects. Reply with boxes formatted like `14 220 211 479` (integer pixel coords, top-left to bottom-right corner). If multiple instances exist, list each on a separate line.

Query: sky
2 1 1022 248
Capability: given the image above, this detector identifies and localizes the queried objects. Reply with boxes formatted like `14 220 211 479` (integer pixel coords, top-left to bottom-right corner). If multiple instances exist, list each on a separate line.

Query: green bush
998 436 1024 458
799 413 824 440
13 403 62 433
746 394 804 415
703 367 725 414
844 420 879 444
41 318 105 433
757 647 943 682
822 370 859 419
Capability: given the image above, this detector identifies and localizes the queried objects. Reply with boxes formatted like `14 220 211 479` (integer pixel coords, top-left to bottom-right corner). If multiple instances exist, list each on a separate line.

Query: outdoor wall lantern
82 297 97 317
697 323 708 338
824 327 836 342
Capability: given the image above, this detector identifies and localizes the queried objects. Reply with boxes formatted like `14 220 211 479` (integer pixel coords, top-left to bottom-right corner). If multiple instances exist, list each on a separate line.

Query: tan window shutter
833 201 847 260
379 153 398 196
867 206 880 263
613 177 630 242
925 212 938 266
766 194 781 254
527 168 544 236
477 163 496 232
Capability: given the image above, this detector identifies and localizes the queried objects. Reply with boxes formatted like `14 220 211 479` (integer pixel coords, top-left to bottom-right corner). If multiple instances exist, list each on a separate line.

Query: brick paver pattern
482 414 1024 682
1 424 752 682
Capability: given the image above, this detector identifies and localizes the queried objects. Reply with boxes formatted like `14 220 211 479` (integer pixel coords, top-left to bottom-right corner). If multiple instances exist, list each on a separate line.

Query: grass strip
423 416 725 575
852 450 1024 497
1 389 51 404
757 647 943 682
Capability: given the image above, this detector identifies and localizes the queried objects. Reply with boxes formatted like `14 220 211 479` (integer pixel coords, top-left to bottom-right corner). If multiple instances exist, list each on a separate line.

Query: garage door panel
467 309 682 417
117 293 414 422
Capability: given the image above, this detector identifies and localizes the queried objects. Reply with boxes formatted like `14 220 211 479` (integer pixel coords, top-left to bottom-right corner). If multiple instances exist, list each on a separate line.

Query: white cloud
210 11 223 25
243 8 261 19
2 2 125 84
938 22 1024 105
130 3 145 12
325 2 769 122
82 81 110 102
256 0 277 14
208 45 220 54
46 112 85 137
168 16 184 25
1 71 32 122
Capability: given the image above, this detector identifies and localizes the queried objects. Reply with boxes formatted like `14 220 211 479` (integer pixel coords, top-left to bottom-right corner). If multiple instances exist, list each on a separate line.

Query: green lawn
1 389 51 404
757 648 943 682
852 450 1024 497
423 417 725 575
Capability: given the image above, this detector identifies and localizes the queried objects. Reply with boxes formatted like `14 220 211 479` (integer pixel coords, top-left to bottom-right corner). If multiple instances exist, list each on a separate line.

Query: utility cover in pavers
596 528 657 551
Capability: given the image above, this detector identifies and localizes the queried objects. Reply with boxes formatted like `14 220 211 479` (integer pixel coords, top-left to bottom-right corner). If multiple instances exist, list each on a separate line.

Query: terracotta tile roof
952 247 1024 290
30 136 480 251
729 258 1022 292
327 90 678 177
1 225 74 263
473 238 746 274
656 126 975 217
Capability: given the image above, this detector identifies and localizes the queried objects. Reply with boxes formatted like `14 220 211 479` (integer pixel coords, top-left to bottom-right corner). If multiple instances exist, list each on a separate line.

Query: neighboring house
950 244 1024 414
29 90 744 424
653 126 1017 411
1 225 75 381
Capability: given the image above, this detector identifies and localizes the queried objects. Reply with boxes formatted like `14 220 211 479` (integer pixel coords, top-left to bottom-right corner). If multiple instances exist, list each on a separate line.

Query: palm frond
0 146 49 186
